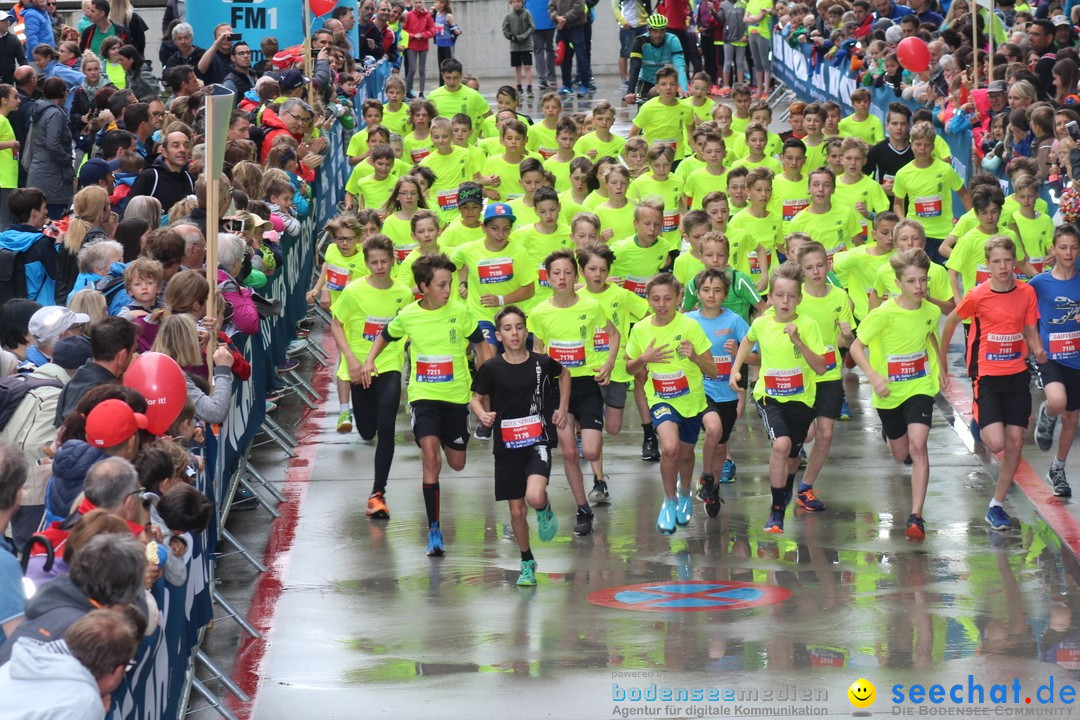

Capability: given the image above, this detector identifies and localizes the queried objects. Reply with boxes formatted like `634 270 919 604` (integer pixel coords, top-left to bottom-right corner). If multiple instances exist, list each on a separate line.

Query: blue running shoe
559 85 574 95
985 505 1011 531
657 499 677 535
764 507 785 534
426 522 445 556
516 559 538 587
536 504 558 542
577 83 589 96
840 398 851 421
720 459 736 483
675 492 693 526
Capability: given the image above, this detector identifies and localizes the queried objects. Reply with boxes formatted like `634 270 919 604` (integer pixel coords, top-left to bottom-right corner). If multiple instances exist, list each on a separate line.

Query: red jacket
259 106 304 162
402 8 436 52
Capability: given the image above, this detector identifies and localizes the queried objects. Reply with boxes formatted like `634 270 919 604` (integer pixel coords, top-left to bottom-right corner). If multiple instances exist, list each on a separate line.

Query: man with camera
197 23 237 86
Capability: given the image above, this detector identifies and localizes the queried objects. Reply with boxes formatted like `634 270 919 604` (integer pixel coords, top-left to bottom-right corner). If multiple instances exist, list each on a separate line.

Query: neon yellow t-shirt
419 147 479 218
1001 194 1049 225
573 131 626 159
675 154 706 183
323 243 368 304
350 173 397 212
1012 211 1054 274
627 173 685 250
725 131 783 163
855 299 942 409
581 283 649 383
506 198 539 228
873 259 952 305
797 285 854 382
403 131 434 164
945 226 1022 294
526 122 559 160
632 97 695 159
627 313 712 417
892 160 965 239
610 235 670 298
332 278 414 379
527 295 610 377
450 238 538 323
381 103 411 136
837 114 884 145
833 174 890 242
382 213 418 264
385 298 481 404
481 154 526 200
729 154 782 174
509 222 571 309
728 208 782 277
673 252 705 288
544 155 574 192
788 204 863 258
747 313 825 405
831 246 893 320
438 218 485 249
684 166 728 209
594 202 636 245
770 174 810 230
426 84 490 134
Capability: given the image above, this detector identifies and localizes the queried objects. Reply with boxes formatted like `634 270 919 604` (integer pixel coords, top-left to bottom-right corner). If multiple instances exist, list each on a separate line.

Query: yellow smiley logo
847 678 876 709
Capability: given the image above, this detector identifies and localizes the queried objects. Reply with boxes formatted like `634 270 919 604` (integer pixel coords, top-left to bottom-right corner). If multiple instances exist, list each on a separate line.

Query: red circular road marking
587 580 792 612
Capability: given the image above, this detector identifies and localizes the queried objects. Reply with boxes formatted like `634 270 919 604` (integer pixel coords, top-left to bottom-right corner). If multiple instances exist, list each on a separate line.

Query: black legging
351 370 402 494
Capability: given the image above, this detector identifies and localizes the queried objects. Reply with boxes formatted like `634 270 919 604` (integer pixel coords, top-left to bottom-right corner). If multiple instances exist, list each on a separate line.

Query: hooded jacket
21 6 53 55
0 225 57 305
402 7 436 52
53 361 118 427
66 260 133 315
0 638 104 720
26 100 75 207
129 155 195 219
43 440 108 527
258 106 303 163
0 576 94 666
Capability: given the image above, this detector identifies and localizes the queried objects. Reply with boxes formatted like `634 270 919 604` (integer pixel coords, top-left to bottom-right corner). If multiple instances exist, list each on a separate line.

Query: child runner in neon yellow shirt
728 167 781 287
629 66 696 160
396 210 442 297
510 187 570 310
626 273 718 535
1008 174 1055 275
837 88 884 145
683 131 729 210
543 116 579 192
574 100 626 160
672 211 711 286
627 143 686 251
788 167 863 262
526 92 562 159
507 158 550 228
419 117 479 222
439 182 486 249
380 176 427 264
770 138 810 233
478 119 530 201
610 199 671 298
833 137 890 243
832 212 897 322
870 218 955 315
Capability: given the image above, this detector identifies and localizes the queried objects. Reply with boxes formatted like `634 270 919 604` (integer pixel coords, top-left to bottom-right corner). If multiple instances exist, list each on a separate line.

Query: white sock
339 403 351 413
1052 458 1066 471
989 499 1004 509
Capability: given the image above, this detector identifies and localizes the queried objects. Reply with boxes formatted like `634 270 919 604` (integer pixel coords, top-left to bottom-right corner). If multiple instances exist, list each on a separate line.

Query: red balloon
896 37 930 73
123 352 188 435
310 0 336 17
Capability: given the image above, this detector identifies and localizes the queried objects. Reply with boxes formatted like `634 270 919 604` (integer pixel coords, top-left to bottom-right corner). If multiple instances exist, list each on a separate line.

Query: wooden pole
304 0 316 110
986 0 994 84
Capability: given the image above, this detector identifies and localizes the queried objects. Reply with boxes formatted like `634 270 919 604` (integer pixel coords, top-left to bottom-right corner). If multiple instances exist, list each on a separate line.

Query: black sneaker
641 435 660 462
588 477 610 505
231 487 259 511
573 508 594 536
474 423 492 441
1035 401 1057 452
1049 466 1072 497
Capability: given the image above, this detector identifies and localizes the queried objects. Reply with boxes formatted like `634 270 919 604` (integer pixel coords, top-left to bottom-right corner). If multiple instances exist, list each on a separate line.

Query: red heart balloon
897 37 930 73
310 0 336 17
122 352 188 435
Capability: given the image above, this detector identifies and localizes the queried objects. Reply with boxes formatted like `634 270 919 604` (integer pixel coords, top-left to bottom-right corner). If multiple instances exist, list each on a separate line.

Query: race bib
395 243 417 263
409 147 431 163
500 415 544 448
763 367 805 397
436 189 459 211
651 370 690 399
549 340 586 367
913 195 942 218
538 265 549 288
986 332 1023 362
662 209 680 234
326 264 351 292
823 346 837 373
748 251 762 275
1029 256 1048 275
887 351 927 382
537 147 557 160
478 257 515 284
1049 331 1080 359
655 138 678 151
593 328 611 353
416 354 454 382
975 264 990 287
623 275 650 297
713 354 732 381
362 316 393 342
782 198 809 222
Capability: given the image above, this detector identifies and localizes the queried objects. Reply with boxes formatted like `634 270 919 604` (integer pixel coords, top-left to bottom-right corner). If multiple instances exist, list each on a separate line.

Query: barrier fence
97 62 386 720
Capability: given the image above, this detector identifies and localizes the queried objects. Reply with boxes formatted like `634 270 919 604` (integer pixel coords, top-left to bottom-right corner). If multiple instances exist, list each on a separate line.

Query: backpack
0 248 29 304
0 374 64 433
93 273 127 302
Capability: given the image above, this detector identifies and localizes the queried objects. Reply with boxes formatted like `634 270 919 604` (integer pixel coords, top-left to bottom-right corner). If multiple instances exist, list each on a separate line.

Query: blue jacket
0 227 57 305
67 261 133 315
21 7 53 54
43 440 107 526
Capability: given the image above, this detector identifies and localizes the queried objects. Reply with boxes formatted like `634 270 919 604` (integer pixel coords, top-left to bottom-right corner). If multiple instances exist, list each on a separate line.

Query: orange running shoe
366 491 390 519
905 513 925 541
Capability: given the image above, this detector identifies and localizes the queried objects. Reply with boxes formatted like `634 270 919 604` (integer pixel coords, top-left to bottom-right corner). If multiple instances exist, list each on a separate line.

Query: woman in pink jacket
403 0 437 98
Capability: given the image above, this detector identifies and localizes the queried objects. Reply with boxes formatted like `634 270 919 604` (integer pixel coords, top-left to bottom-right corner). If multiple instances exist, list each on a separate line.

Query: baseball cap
0 11 16 23
85 399 149 448
51 336 92 371
278 69 310 91
78 158 121 187
28 306 90 344
987 79 1007 94
457 185 483 206
483 202 515 224
1052 14 1071 27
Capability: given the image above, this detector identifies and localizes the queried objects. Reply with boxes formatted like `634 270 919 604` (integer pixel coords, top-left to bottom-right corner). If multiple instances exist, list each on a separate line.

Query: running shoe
696 474 715 502
277 357 300 373
1035 401 1057 451
337 410 353 433
796 486 826 511
577 83 590 97
366 491 390 519
798 447 807 468
657 498 677 535
474 422 492 441
763 506 785 534
576 432 583 458
516 559 538 587
719 459 736 484
537 504 559 541
839 398 851 421
904 513 925 541
232 486 258 511
704 483 724 518
526 86 534 98
573 508 594 536
718 87 732 97
559 85 574 95
427 522 445 556
265 400 278 414
588 476 610 505
985 505 1011 531
710 84 722 95
641 434 660 462
675 492 693 526
1048 466 1072 497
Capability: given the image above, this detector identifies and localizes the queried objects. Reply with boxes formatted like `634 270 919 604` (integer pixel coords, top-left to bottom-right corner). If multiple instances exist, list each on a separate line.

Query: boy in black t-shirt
471 305 569 587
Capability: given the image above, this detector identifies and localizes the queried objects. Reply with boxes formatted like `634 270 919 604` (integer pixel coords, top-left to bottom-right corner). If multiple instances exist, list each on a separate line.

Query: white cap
28 306 90 344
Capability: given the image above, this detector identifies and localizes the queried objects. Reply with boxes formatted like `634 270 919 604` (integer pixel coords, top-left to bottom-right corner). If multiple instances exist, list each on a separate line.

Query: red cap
85 399 149 448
